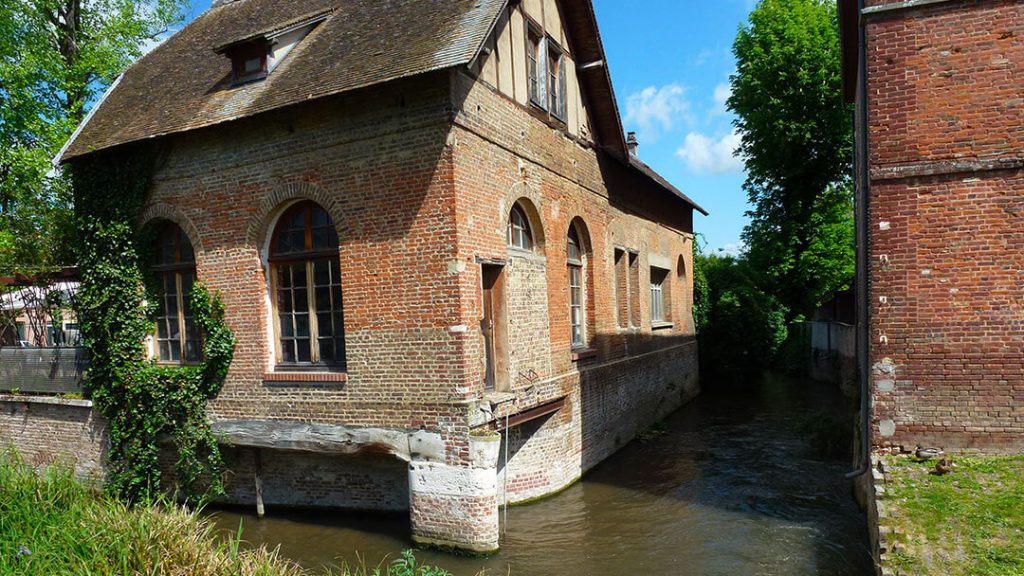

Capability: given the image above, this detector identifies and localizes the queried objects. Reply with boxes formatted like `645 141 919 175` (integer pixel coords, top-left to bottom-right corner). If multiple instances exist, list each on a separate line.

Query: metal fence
0 347 86 395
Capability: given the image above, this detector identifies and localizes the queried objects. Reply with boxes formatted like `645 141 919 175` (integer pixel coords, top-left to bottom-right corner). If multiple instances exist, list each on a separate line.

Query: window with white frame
567 223 585 347
508 203 533 251
650 267 670 324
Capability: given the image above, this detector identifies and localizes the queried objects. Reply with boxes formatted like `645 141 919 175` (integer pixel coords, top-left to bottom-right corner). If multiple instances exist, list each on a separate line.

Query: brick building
840 0 1024 453
50 0 703 552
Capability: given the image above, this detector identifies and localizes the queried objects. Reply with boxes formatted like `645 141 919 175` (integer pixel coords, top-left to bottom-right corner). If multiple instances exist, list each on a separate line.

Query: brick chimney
626 132 638 156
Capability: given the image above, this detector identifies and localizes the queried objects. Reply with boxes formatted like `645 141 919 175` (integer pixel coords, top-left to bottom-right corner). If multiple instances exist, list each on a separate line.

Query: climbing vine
70 145 234 503
691 234 710 333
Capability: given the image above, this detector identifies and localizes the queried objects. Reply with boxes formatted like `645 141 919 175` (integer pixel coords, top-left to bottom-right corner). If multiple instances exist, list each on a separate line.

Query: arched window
508 203 533 251
152 222 202 363
269 201 345 369
567 223 586 347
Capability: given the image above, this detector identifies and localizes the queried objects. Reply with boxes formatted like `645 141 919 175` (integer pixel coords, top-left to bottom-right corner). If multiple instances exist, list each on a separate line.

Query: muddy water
211 374 874 575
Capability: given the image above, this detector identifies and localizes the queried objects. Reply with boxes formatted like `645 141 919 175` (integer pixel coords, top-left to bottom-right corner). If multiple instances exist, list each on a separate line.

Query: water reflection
211 374 874 575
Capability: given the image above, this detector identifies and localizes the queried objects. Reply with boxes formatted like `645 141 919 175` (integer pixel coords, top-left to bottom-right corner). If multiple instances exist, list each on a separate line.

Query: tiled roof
61 0 505 159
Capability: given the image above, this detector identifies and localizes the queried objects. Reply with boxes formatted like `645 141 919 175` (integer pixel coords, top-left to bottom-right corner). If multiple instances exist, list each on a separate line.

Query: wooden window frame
523 15 568 125
152 224 202 365
268 201 346 372
526 22 545 108
228 40 270 86
547 41 567 121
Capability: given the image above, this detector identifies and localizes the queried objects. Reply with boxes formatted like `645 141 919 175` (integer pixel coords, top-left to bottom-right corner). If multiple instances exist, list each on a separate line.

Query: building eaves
60 0 507 162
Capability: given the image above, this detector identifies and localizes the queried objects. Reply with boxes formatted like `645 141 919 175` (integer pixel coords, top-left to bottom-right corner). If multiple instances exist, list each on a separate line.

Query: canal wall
0 395 107 481
497 341 700 504
218 447 410 511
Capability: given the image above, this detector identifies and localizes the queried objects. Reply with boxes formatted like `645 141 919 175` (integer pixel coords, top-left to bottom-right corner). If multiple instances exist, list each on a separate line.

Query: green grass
883 454 1024 576
0 450 464 576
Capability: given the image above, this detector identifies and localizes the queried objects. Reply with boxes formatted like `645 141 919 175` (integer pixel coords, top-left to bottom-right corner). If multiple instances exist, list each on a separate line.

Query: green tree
697 254 788 385
729 0 854 319
0 0 187 274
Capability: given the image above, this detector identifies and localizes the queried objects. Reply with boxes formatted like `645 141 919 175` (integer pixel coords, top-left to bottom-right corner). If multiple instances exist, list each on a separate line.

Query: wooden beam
254 448 265 518
211 420 445 463
495 397 566 431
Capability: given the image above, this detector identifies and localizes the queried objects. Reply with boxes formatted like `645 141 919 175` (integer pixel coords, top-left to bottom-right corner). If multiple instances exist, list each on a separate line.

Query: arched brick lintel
246 182 349 247
138 202 206 253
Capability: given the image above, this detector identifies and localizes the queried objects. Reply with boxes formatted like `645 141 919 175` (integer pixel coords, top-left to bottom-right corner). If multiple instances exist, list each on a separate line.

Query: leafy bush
0 451 463 576
696 254 787 386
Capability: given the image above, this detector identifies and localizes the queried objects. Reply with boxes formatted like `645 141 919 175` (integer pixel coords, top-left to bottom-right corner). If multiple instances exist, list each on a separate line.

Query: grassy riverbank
0 452 458 575
882 454 1024 576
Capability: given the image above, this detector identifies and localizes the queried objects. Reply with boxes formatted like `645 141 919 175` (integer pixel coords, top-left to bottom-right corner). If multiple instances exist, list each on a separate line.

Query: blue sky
593 0 755 255
173 0 753 254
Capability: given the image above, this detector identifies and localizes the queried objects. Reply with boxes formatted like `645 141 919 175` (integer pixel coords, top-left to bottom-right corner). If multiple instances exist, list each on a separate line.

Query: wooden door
481 264 506 391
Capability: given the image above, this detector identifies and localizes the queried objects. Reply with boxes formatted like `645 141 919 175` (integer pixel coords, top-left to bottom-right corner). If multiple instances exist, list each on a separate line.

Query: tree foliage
729 0 854 319
697 254 788 385
0 0 187 274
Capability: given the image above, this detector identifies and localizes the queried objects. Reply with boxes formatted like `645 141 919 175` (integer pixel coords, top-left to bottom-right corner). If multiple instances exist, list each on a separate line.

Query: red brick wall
219 448 409 511
143 74 469 437
0 397 107 481
112 62 700 549
866 0 1024 451
452 70 700 502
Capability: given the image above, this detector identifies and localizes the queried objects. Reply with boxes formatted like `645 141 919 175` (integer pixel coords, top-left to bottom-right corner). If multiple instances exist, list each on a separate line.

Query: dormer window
214 10 331 87
223 39 270 85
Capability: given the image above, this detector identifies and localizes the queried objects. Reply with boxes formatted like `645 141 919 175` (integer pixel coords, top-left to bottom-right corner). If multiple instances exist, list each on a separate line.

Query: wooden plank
254 448 265 518
496 397 566 431
210 420 445 463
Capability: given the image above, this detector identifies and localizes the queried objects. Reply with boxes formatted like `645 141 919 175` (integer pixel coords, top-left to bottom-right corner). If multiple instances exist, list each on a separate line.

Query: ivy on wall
70 145 235 503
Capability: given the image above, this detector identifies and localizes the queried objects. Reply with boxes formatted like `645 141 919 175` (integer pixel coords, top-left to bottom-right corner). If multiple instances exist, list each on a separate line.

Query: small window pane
295 314 309 338
319 338 335 362
281 342 295 363
294 287 308 312
315 287 331 312
296 339 311 362
291 263 308 287
185 339 201 362
508 205 532 250
317 312 334 336
314 261 331 286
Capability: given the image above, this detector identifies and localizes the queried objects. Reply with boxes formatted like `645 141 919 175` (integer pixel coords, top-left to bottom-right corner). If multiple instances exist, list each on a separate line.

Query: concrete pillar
408 434 500 554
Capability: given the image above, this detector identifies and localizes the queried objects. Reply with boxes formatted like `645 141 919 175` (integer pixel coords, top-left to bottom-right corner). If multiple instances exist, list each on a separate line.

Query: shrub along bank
0 451 461 576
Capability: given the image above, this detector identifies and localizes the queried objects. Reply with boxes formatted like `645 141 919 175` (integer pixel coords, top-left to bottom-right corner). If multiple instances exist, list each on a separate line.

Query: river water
210 374 874 575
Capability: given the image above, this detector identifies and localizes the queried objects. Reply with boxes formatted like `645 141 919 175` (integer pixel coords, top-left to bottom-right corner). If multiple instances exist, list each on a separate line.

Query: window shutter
558 56 567 120
537 37 548 109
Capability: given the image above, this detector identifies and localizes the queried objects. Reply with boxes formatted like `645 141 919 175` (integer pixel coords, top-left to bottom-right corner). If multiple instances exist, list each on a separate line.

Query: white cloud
709 241 748 258
694 48 714 67
711 83 732 116
675 129 744 175
624 84 693 142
